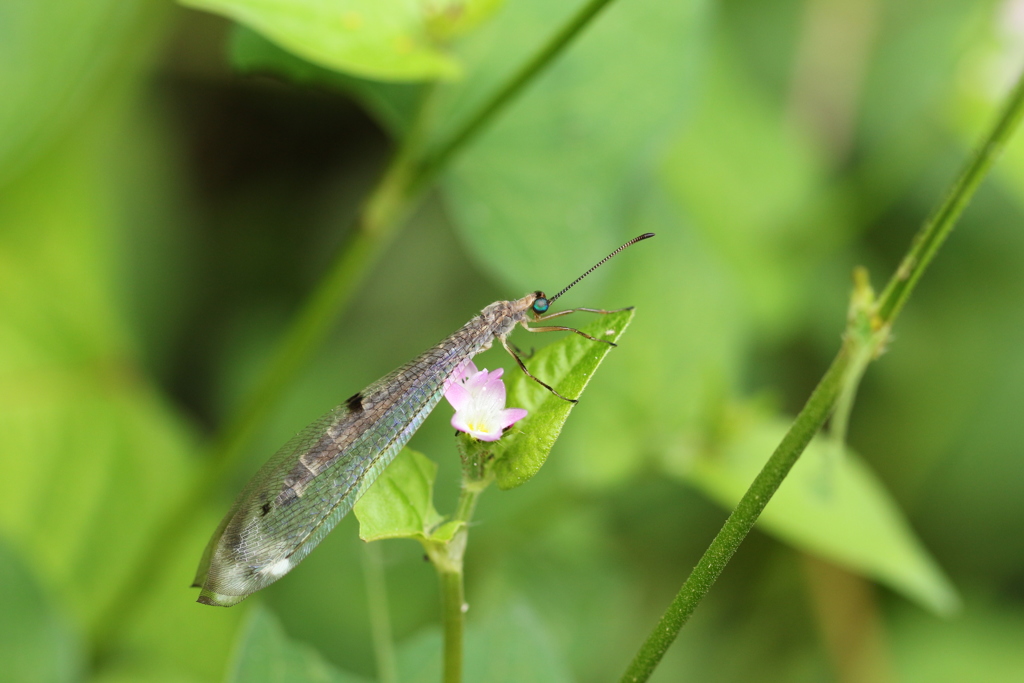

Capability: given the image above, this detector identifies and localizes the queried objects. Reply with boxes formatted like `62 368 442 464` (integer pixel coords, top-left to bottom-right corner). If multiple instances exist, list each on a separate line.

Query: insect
193 233 654 606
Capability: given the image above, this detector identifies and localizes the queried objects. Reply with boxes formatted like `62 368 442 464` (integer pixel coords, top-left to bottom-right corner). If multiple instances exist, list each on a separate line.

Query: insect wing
194 343 476 606
193 406 349 603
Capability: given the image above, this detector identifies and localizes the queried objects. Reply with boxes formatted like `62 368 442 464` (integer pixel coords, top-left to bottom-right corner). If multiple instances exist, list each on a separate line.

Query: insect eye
532 297 549 314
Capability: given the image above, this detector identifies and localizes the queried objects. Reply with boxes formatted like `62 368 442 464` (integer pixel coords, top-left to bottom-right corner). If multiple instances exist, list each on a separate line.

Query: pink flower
444 361 528 442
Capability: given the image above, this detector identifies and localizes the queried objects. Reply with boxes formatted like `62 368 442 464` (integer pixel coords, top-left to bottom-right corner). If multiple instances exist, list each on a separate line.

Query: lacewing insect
193 233 655 606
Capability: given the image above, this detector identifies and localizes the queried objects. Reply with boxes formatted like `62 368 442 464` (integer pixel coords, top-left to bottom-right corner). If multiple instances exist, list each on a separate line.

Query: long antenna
548 233 655 303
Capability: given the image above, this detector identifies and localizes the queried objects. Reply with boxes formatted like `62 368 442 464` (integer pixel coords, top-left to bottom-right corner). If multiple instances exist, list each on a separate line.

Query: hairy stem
622 351 850 683
621 68 1024 683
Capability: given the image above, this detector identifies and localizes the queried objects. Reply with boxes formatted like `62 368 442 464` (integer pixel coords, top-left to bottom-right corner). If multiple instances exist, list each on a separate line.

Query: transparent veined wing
194 322 490 606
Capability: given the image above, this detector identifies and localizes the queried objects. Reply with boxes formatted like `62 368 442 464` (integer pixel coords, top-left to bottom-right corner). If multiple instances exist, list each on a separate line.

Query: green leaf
397 600 573 683
423 0 505 43
548 195 748 488
0 131 196 625
354 448 455 542
661 39 841 333
674 415 959 615
228 605 369 683
229 26 425 137
891 597 1024 682
0 0 165 184
181 0 495 82
0 99 242 681
439 0 709 290
491 308 634 490
0 539 82 683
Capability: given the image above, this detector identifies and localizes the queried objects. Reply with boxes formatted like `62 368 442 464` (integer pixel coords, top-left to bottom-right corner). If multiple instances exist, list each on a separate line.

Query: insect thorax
478 295 536 339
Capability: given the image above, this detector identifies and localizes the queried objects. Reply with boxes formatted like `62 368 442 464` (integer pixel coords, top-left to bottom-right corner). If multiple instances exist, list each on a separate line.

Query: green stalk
438 568 465 683
876 84 1024 324
622 351 849 683
414 0 620 189
621 68 1024 683
361 542 398 683
428 478 485 683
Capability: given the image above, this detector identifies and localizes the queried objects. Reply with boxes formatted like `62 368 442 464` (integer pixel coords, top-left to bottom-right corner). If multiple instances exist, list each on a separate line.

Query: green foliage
663 41 840 332
182 0 502 81
493 308 634 489
5 0 1024 681
0 0 166 185
0 13 241 680
891 599 1024 682
396 601 573 683
229 26 424 136
679 416 958 615
229 606 369 683
0 540 81 683
437 0 709 289
0 107 196 628
355 448 462 543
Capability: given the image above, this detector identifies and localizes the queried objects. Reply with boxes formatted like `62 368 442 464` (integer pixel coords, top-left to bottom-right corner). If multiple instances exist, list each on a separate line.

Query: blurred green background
3 0 1024 681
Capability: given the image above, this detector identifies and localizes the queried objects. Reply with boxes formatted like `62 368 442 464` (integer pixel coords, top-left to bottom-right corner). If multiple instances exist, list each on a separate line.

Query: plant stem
877 75 1024 325
429 468 486 683
620 68 1024 683
438 568 465 683
621 350 850 683
361 542 398 683
414 0 620 188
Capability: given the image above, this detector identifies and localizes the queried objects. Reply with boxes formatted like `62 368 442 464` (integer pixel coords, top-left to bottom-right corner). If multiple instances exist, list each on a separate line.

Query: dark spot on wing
260 502 271 516
345 392 364 412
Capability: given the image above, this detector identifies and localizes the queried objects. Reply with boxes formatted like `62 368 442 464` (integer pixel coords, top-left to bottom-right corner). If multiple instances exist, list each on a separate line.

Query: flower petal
448 362 527 442
463 367 491 392
446 359 477 389
473 429 504 442
498 408 528 430
444 381 472 411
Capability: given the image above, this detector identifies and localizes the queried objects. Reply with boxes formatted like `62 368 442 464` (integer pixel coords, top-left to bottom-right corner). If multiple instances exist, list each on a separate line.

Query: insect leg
523 324 616 347
533 306 633 321
507 340 536 359
500 336 577 404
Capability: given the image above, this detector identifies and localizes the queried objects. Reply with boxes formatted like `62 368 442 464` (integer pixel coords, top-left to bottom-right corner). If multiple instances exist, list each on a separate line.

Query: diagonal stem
621 67 1024 683
876 77 1024 324
621 350 850 682
413 0 620 189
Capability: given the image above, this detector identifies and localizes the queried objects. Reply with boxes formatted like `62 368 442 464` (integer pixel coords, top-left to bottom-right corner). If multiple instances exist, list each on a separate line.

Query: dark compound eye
532 297 549 314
